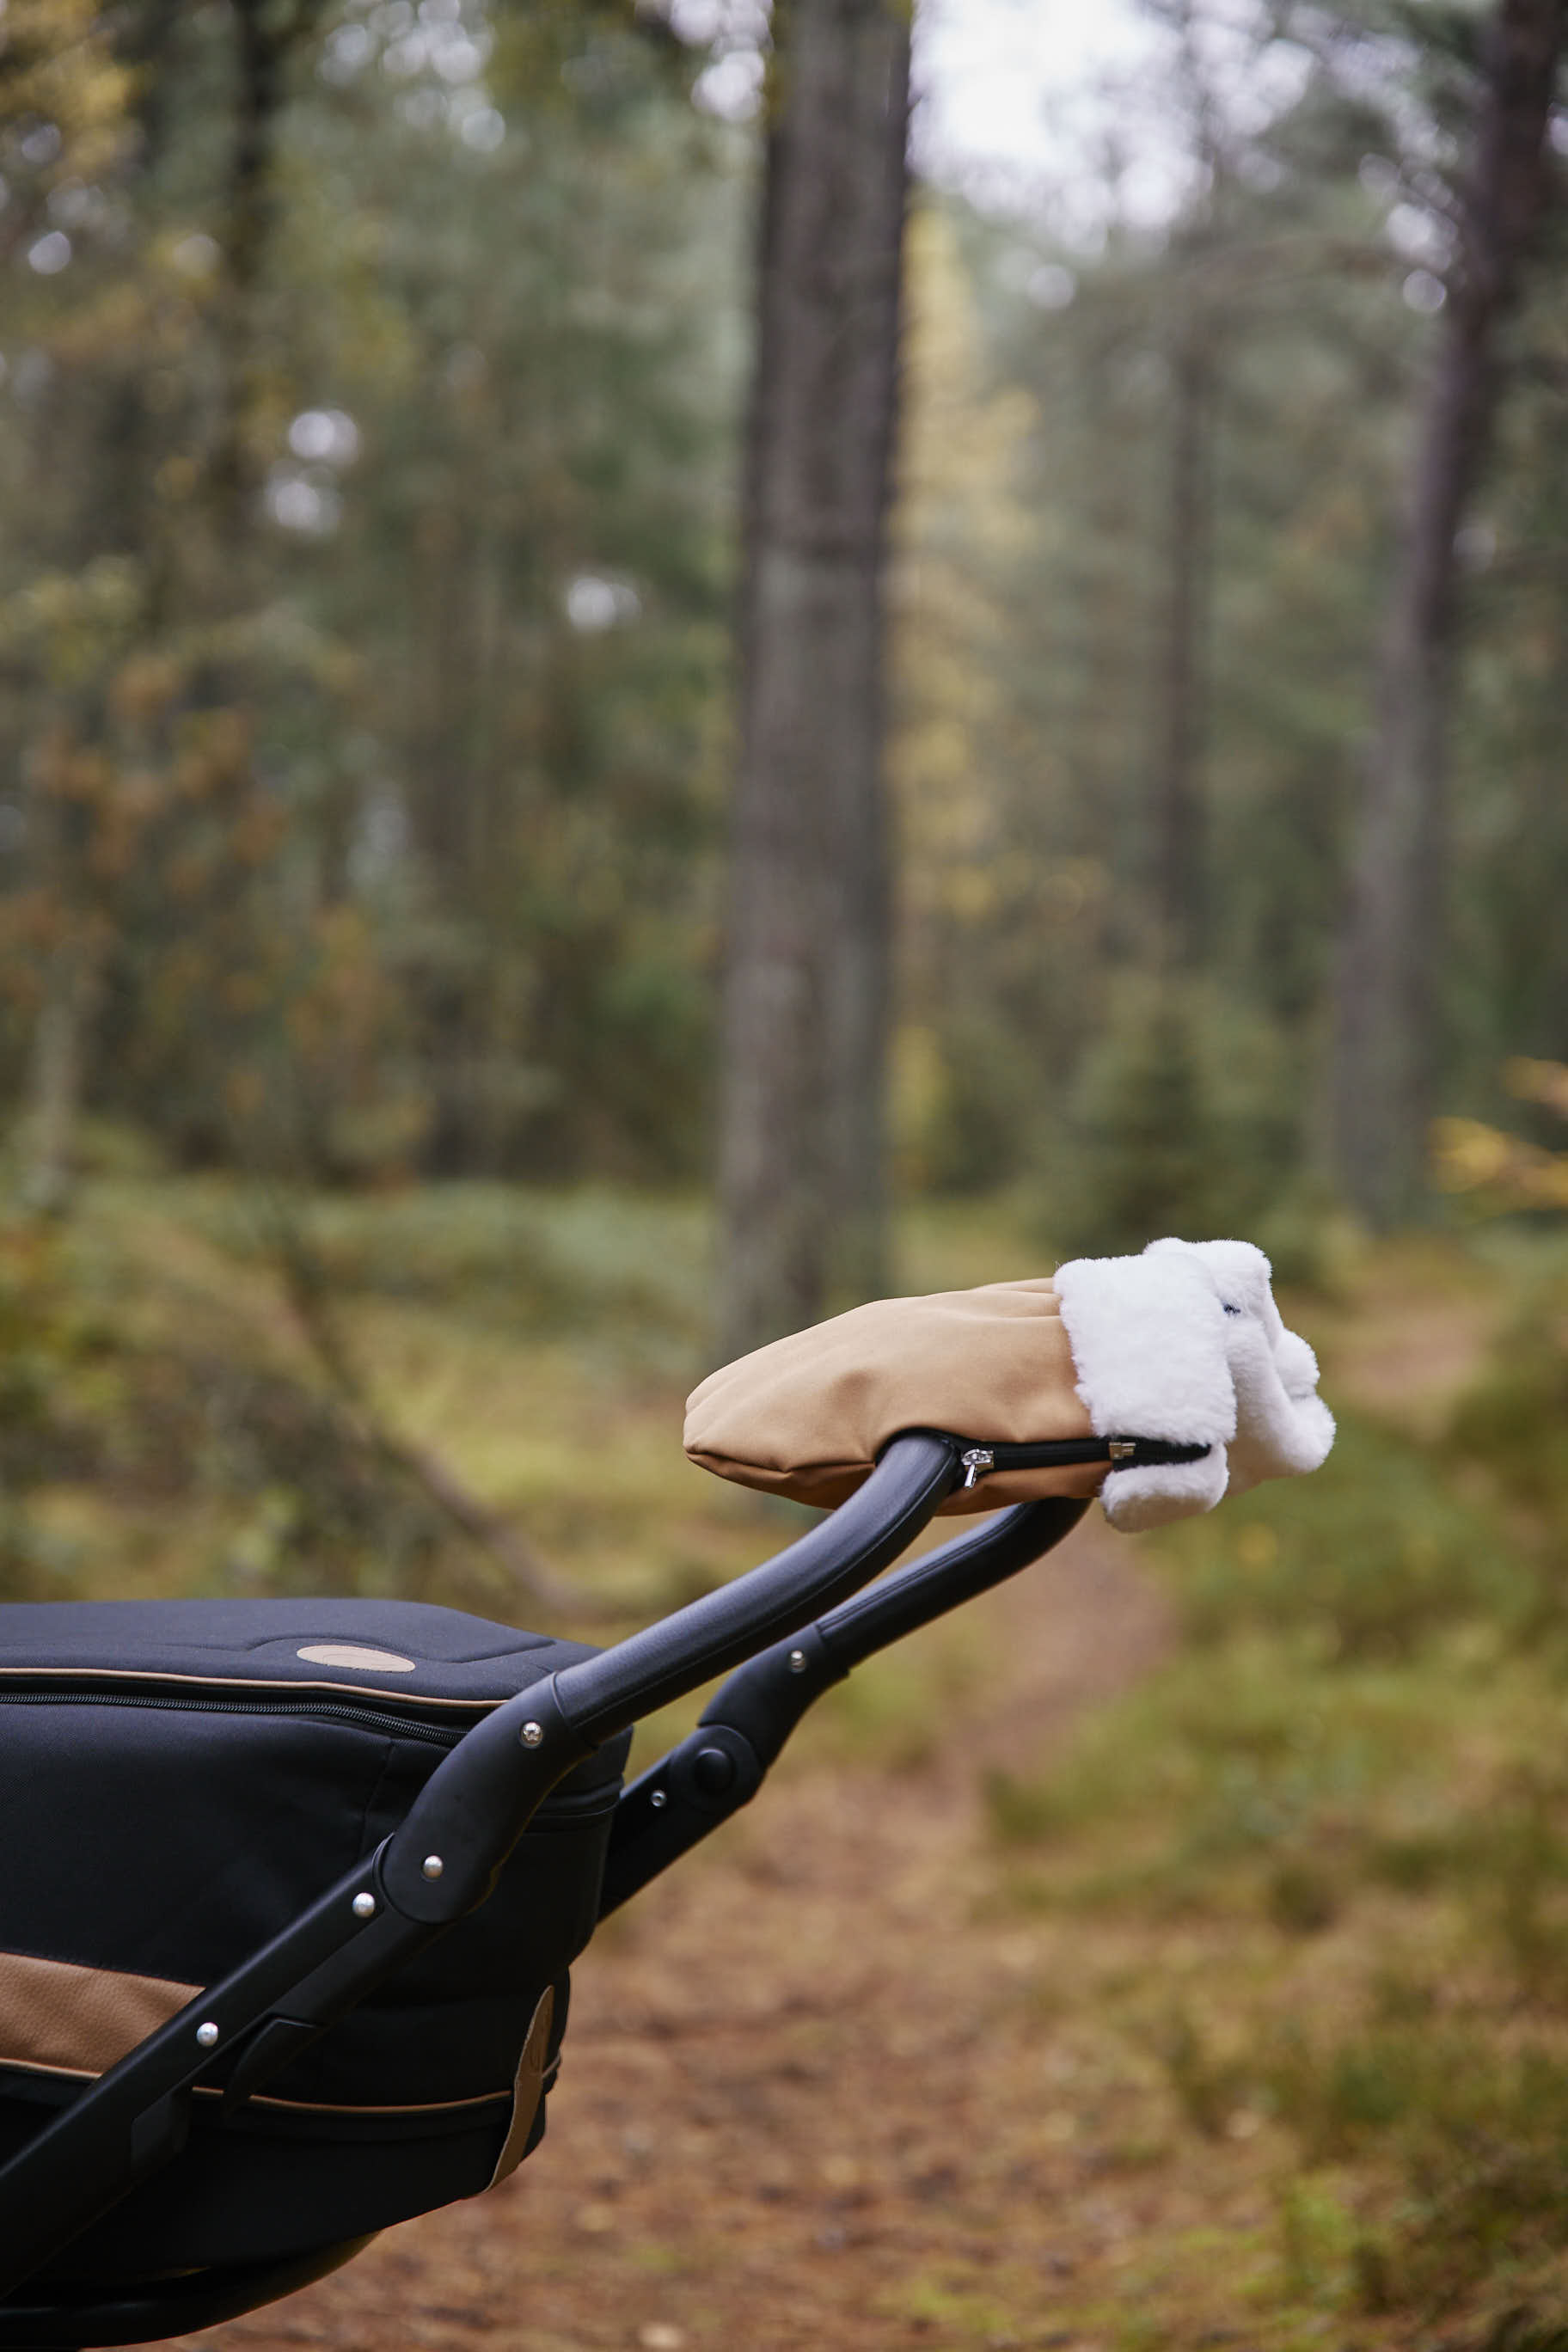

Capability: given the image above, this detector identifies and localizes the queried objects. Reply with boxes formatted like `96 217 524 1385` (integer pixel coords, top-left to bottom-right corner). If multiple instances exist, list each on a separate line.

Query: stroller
0 1428 1095 2350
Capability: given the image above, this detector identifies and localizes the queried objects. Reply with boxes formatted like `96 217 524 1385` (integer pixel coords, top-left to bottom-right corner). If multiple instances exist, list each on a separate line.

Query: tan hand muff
684 1278 1116 1514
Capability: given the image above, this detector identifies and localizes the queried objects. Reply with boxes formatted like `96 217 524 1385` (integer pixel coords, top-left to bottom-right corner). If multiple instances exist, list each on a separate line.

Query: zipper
0 1687 476 1750
957 1436 1211 1491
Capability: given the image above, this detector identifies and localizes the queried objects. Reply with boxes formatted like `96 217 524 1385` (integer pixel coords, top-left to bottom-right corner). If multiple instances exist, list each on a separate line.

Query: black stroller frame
0 1431 1089 2349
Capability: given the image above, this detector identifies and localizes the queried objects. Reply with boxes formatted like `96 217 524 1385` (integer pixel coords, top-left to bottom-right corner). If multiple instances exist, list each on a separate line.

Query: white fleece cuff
1053 1238 1334 1531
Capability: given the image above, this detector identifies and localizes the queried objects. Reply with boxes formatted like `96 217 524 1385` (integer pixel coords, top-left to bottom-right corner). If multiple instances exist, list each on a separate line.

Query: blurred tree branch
257 1183 602 1622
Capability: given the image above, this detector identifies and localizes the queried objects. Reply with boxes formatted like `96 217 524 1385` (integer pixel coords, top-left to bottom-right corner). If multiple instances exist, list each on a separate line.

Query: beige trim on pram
486 1983 554 2188
0 1666 509 1710
0 1949 197 2081
0 1949 516 2118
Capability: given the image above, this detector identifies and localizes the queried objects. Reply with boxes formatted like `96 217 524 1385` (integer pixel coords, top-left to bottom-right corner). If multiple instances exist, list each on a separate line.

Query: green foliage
995 1638 1568 2317
894 16 1568 1228
1049 983 1228 1257
0 0 743 1191
1277 2175 1360 2307
191 1178 712 1356
977 1228 1568 2329
1038 980 1332 1275
1 0 1564 1219
983 1638 1447 1926
0 1197 469 1600
1166 1407 1537 1661
1449 1276 1568 1532
1265 2018 1568 2312
1160 2000 1467 2293
1158 2005 1256 2141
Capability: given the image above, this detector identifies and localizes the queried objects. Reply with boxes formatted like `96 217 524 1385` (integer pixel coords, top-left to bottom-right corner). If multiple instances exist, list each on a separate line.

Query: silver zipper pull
1107 1438 1136 1463
960 1447 995 1490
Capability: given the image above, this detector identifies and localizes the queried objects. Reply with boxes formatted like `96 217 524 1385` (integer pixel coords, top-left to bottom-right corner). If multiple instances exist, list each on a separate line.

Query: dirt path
141 1265 1514 2351
1300 1244 1502 1437
185 1520 1186 2352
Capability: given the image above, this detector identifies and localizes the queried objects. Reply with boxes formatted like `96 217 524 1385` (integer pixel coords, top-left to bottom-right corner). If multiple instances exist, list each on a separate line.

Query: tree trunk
208 0 324 545
18 939 98 1216
1148 277 1216 973
716 0 910 1361
1332 0 1565 1227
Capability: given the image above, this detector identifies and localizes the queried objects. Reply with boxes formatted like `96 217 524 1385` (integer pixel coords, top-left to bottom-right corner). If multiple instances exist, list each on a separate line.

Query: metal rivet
422 1854 444 1880
787 1649 807 1674
650 1788 668 1809
195 2021 219 2049
521 1720 544 1748
352 1891 377 1920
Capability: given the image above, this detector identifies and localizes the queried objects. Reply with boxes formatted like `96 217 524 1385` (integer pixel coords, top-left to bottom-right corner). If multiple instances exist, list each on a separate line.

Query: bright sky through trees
915 0 1160 211
914 0 1316 236
675 0 1174 220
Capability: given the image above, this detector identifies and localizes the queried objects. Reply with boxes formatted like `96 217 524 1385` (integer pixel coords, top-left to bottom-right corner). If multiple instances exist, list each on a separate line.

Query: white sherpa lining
1147 1240 1335 1495
1053 1238 1334 1532
1052 1247 1232 1529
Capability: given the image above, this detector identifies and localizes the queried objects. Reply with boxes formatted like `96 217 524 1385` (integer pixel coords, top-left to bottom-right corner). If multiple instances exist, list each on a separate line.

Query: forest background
5 0 1566 1272
9 2 1568 2345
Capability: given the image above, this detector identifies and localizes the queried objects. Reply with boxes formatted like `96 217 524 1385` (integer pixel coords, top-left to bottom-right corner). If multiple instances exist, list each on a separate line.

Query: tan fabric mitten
684 1244 1333 1526
684 1279 1106 1512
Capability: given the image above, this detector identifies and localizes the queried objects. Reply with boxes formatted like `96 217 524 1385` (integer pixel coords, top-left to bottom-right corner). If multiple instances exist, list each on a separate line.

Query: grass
0 1177 732 1609
1165 1406 1540 1661
973 1235 1568 2343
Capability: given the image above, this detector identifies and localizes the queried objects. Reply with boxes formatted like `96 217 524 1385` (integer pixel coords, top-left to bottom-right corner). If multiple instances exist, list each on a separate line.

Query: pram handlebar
817 1490 1086 1666
550 1429 964 1747
379 1432 963 1916
597 1492 1088 1917
0 1431 965 2301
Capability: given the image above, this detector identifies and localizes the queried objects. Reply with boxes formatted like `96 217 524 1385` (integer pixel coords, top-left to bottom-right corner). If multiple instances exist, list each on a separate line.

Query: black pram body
0 1599 629 2279
0 1436 1088 2349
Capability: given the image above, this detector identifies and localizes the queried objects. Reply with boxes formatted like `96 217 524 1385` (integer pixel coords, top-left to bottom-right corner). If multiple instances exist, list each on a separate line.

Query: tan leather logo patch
295 1644 418 1672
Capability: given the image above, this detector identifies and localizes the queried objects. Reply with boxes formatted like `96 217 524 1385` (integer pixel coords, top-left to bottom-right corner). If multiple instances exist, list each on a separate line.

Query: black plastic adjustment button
692 1744 738 1796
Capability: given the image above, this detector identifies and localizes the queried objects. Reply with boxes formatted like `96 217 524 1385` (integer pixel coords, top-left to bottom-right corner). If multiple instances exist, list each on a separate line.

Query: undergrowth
181 1179 714 1363
0 1207 469 1602
983 1249 1568 2339
0 1178 746 1614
